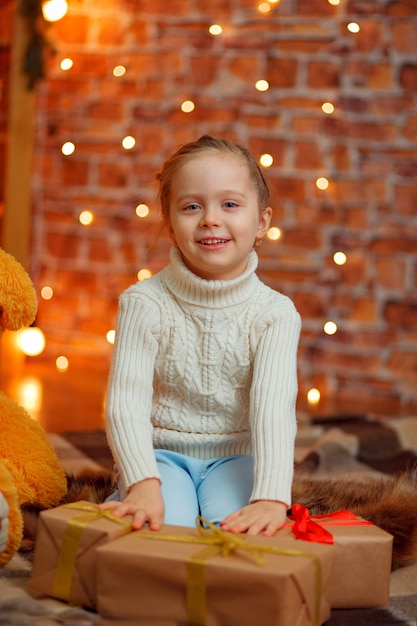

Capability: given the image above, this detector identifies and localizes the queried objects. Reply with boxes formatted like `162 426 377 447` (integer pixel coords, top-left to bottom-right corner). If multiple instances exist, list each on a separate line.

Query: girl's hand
219 500 288 536
99 477 164 531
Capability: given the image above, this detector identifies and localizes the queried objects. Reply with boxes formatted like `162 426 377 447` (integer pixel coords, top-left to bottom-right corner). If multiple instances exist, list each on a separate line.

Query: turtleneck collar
160 247 260 308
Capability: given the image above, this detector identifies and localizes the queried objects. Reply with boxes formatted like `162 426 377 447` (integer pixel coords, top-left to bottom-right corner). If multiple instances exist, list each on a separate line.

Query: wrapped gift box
96 523 334 626
29 501 132 608
288 506 393 608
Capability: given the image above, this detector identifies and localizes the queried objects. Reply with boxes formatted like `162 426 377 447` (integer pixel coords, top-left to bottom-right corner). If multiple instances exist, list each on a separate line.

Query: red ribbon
287 505 372 545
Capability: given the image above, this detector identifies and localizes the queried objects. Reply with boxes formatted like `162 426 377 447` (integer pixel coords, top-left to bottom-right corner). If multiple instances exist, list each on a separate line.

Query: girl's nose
200 207 221 228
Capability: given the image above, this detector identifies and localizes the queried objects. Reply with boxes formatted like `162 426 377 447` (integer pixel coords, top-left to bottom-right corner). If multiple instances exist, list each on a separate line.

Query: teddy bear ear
0 249 38 332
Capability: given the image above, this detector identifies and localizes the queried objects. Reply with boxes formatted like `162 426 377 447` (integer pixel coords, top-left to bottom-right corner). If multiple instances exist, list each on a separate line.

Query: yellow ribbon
53 503 131 602
137 516 323 626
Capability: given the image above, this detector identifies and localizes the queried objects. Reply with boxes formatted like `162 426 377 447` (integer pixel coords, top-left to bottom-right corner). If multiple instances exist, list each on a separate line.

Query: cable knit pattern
106 247 301 505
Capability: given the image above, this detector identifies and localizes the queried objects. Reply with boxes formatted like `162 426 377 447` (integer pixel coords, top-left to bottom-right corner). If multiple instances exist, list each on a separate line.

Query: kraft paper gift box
287 505 393 609
29 501 132 609
96 521 334 626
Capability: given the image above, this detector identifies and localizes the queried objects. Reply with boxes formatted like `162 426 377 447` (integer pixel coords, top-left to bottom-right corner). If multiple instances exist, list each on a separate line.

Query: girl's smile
169 152 272 280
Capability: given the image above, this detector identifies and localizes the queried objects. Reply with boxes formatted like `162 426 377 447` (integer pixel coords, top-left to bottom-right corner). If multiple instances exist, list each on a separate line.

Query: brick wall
29 0 417 414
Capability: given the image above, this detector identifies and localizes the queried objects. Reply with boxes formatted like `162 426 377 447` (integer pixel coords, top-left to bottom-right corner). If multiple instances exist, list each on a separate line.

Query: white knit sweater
106 247 301 506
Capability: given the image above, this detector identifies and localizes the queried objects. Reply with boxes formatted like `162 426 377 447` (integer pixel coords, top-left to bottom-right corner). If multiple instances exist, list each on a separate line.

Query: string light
56 356 69 372
42 0 68 22
267 226 282 241
322 102 335 114
79 210 94 226
307 388 321 405
15 327 46 356
259 153 273 168
137 268 152 281
106 330 116 344
113 65 127 77
258 2 271 13
16 378 42 415
135 203 150 218
255 79 269 92
324 321 338 335
122 135 136 150
180 100 195 113
61 141 75 156
40 286 54 300
347 22 360 33
328 0 340 5
60 58 73 71
316 177 329 190
208 24 222 36
333 251 347 266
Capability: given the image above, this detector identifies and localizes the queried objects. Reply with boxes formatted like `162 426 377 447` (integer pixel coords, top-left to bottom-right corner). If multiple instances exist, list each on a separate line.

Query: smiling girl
101 135 301 536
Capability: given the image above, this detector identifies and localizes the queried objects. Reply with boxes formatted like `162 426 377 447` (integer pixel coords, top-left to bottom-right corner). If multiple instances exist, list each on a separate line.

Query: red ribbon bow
289 504 360 545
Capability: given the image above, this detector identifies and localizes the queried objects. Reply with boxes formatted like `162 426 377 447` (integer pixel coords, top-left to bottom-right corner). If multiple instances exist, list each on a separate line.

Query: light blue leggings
107 450 254 527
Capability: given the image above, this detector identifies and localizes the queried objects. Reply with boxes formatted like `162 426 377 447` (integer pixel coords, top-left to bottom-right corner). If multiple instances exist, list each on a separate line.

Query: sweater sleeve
105 290 160 499
249 301 301 507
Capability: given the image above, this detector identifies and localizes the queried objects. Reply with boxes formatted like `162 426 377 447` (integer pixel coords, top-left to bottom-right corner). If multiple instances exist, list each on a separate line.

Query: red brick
53 16 90 45
311 347 381 374
248 137 285 164
281 228 322 250
294 142 324 170
388 351 417 380
371 235 417 254
267 58 298 88
62 159 89 186
268 176 306 201
351 297 378 323
395 184 417 216
331 145 351 170
88 101 124 121
345 21 384 54
376 258 407 290
400 65 417 92
190 54 222 85
392 24 417 54
386 0 417 16
293 292 326 319
297 0 336 16
368 63 393 89
370 96 415 115
385 301 417 328
98 163 128 187
308 61 340 88
45 233 80 260
228 56 260 82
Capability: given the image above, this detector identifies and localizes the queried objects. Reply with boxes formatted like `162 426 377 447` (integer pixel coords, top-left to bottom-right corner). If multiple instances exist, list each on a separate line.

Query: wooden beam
3 5 36 270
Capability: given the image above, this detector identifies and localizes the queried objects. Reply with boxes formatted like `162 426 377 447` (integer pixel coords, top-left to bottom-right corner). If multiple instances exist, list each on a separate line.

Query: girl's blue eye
184 204 200 211
224 201 237 208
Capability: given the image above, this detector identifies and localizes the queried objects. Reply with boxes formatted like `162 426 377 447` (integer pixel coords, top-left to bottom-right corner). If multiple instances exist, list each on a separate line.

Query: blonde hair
156 135 270 226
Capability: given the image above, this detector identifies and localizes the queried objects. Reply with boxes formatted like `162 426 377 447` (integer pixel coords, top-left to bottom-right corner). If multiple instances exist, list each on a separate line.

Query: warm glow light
208 24 222 36
328 0 340 5
60 58 73 71
137 268 152 281
41 285 54 300
135 203 150 218
180 100 195 113
322 102 335 114
79 210 94 226
255 79 269 92
258 2 271 13
122 136 136 150
16 377 42 414
113 65 126 77
324 321 338 335
307 388 321 405
267 226 282 241
42 0 68 22
62 141 75 156
259 153 273 168
316 177 329 190
333 251 347 266
106 329 116 344
56 356 69 372
347 22 360 33
15 327 46 356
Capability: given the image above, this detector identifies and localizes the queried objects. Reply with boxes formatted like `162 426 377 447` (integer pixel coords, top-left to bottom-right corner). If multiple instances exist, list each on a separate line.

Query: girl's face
168 151 272 281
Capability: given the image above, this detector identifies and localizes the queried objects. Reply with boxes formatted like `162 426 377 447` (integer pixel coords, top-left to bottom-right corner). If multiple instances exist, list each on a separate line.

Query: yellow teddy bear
0 248 67 565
